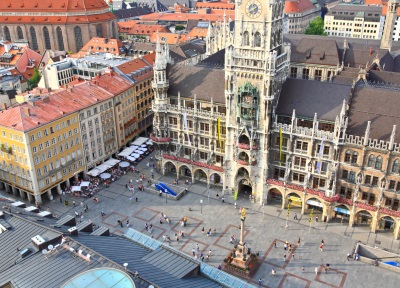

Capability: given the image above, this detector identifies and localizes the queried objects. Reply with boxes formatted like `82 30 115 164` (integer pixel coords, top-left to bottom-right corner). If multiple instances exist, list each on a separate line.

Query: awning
118 147 136 157
95 164 112 173
80 181 90 187
71 186 81 192
87 168 101 177
146 140 153 145
131 137 149 147
104 158 121 166
306 199 323 207
334 207 350 215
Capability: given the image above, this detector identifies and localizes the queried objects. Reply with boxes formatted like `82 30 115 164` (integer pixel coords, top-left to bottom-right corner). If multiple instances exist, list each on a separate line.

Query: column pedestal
26 193 33 203
19 189 26 199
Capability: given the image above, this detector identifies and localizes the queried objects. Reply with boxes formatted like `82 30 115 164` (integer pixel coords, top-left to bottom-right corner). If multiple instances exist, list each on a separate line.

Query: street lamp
165 189 168 204
200 199 203 214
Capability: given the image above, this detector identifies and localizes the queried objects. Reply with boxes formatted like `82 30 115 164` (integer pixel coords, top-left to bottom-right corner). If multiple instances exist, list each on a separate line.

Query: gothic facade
152 0 400 240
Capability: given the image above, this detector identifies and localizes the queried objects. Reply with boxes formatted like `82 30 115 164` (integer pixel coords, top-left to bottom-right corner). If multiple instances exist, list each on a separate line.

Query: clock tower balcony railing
150 133 171 143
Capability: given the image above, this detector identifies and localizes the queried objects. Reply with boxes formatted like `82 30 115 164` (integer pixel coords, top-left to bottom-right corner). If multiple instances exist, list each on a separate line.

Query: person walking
258 279 262 285
347 253 351 261
302 266 305 273
60 196 63 203
294 213 298 220
126 220 130 228
315 267 318 275
272 269 276 277
192 248 196 256
319 243 324 251
273 241 277 248
80 202 84 208
283 254 287 261
202 227 205 234
291 253 295 259
196 243 200 252
297 237 301 247
284 243 287 251
208 249 212 256
73 200 76 207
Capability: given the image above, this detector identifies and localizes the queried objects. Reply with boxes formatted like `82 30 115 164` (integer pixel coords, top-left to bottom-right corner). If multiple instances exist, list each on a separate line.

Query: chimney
1 103 7 110
23 107 31 116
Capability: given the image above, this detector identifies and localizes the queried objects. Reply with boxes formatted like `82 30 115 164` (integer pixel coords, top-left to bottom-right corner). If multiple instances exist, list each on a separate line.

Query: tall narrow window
43 27 51 50
56 27 65 51
96 24 103 38
74 26 83 51
243 31 250 46
4 26 11 41
17 26 23 40
30 26 38 51
254 32 261 47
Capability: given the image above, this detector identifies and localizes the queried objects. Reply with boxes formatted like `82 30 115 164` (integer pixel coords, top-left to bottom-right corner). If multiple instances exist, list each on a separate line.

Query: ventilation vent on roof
320 52 325 60
306 50 311 59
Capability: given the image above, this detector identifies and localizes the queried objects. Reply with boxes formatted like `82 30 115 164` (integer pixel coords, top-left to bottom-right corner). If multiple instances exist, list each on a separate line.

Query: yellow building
0 89 86 204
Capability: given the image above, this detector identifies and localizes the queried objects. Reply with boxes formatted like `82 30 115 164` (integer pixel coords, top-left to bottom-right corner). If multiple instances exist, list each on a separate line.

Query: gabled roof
347 83 400 142
277 78 352 121
115 57 153 83
290 37 339 66
118 21 170 36
0 0 110 12
113 6 152 19
167 64 225 103
71 37 126 58
285 0 316 14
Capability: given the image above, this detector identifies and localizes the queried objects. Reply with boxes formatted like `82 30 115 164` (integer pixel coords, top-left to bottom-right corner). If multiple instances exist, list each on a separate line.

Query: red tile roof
0 81 115 132
284 0 315 14
381 2 400 16
139 12 232 23
91 70 133 94
118 21 170 36
0 0 110 12
0 12 116 24
71 37 125 58
195 2 235 9
115 58 153 83
149 32 186 44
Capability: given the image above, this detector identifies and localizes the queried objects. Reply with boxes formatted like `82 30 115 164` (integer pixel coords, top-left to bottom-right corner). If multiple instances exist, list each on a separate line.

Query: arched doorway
355 210 373 227
378 216 396 232
332 205 350 223
238 151 250 163
306 198 323 212
236 167 249 179
194 168 207 183
287 192 302 208
267 188 283 206
210 173 222 186
238 178 252 195
179 165 192 179
163 161 176 176
238 134 250 145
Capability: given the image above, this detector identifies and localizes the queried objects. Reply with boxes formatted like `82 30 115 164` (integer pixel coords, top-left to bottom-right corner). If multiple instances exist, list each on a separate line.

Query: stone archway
378 216 396 232
332 204 351 223
305 197 324 213
193 168 208 183
178 164 192 179
210 172 222 186
287 192 303 208
163 161 177 175
238 178 252 196
354 210 373 227
238 134 250 145
267 188 283 206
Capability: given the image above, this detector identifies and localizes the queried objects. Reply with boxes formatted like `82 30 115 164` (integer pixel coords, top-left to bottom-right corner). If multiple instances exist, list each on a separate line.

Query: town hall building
151 0 400 239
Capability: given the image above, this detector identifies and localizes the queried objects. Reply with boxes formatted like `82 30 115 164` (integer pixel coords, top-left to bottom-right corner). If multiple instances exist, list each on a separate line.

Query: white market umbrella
139 148 148 152
119 161 130 168
146 141 153 145
140 144 147 148
100 173 111 179
80 181 90 187
136 150 144 155
131 153 140 158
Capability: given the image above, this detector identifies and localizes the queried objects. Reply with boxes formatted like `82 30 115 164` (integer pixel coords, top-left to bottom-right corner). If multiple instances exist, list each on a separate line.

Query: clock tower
223 0 290 203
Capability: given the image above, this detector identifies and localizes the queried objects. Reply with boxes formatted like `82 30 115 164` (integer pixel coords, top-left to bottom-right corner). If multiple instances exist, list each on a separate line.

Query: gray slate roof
290 37 340 66
167 64 225 103
347 83 400 142
74 234 222 288
367 70 400 85
0 214 126 288
277 78 352 121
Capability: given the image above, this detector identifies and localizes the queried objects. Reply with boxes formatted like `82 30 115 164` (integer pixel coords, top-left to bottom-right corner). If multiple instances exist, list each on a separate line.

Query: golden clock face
245 0 262 19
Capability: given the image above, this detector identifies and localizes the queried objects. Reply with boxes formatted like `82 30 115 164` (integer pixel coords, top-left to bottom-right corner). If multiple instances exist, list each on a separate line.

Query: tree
28 67 41 89
305 17 327 36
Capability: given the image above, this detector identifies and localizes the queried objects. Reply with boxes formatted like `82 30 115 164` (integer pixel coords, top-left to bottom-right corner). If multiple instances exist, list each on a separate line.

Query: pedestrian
289 244 292 252
75 211 79 218
292 253 295 259
283 254 287 261
80 202 84 208
272 269 276 277
201 255 204 262
85 204 88 211
196 243 200 251
325 263 330 273
130 197 133 203
316 216 319 222
73 200 76 207
135 197 138 202
80 214 84 222
319 243 324 251
202 227 205 234
235 202 237 209
126 220 130 227
120 221 123 228
258 279 262 285
206 255 209 261
60 196 63 203
294 213 298 220
321 239 325 245
347 253 351 261
192 248 196 256
315 267 318 275
302 266 305 273
208 249 212 256
160 218 163 224
284 243 287 250
274 241 277 248
298 237 301 247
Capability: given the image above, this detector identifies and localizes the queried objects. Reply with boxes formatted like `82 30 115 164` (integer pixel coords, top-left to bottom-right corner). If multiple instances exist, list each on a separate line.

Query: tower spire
380 0 400 50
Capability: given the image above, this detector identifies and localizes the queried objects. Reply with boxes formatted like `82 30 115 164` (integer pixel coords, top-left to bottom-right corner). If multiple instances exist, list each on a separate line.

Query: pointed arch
243 31 249 46
96 24 103 38
43 26 51 50
56 27 65 51
17 26 24 40
254 32 261 47
30 26 38 51
74 26 83 51
3 26 11 41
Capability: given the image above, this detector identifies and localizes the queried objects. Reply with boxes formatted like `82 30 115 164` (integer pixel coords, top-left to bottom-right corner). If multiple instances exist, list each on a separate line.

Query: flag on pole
217 118 222 151
316 137 324 173
279 128 283 165
309 208 313 223
183 112 191 146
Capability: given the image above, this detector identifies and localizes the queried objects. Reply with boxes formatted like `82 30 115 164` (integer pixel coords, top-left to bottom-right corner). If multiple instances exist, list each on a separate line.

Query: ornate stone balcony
236 143 259 150
150 133 171 143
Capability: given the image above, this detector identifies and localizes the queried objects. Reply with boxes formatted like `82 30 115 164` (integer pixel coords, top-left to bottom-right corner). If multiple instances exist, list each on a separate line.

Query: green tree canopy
28 67 41 89
305 17 327 36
